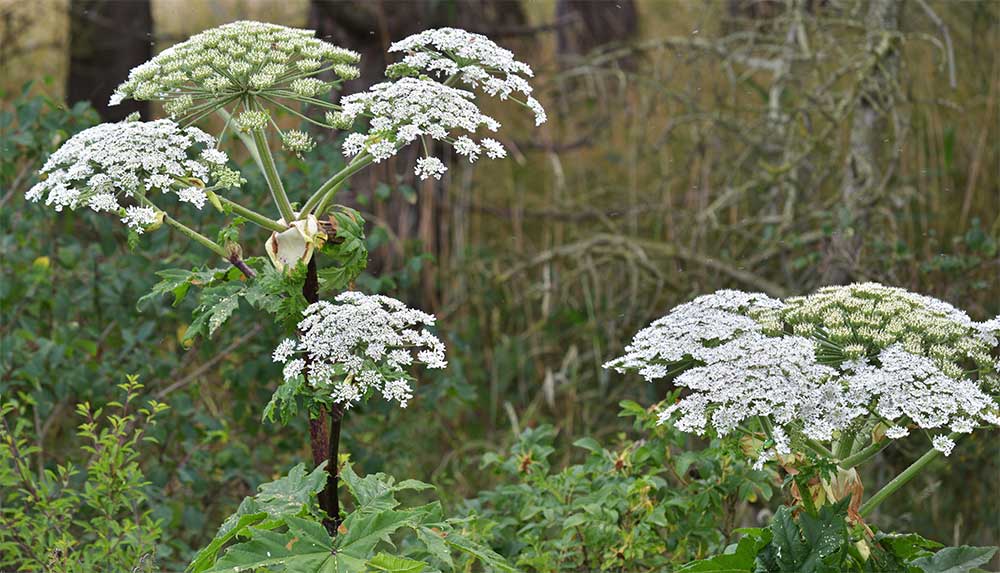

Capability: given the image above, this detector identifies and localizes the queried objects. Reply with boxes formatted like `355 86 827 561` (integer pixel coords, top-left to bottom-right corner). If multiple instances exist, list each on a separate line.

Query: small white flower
283 359 306 380
120 206 158 233
481 138 507 159
334 77 500 165
932 435 955 457
87 193 121 213
605 284 999 464
201 149 228 165
176 186 207 209
415 157 447 180
885 425 910 439
526 96 547 126
453 136 481 162
272 339 297 363
112 21 359 110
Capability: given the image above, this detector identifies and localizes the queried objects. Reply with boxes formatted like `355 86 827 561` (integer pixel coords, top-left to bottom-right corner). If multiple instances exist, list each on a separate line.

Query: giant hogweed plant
27 21 544 571
605 283 1000 572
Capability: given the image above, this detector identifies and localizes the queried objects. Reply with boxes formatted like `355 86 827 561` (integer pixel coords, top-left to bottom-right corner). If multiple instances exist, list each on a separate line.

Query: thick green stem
300 154 374 217
859 436 954 517
216 109 265 173
213 193 286 232
134 193 227 258
160 212 228 258
839 437 891 469
835 430 856 460
251 128 296 223
803 438 835 459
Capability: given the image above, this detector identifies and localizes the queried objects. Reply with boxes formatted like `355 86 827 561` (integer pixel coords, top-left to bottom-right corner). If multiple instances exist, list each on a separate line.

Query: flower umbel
110 21 360 120
605 284 1000 467
273 292 447 408
386 27 546 125
26 118 233 232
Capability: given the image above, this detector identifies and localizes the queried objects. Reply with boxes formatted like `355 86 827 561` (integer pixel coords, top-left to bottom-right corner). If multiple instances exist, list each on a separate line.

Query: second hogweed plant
605 283 999 571
28 21 544 572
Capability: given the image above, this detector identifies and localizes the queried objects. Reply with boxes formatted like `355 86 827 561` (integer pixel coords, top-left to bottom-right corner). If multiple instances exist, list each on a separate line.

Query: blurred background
2 0 997 568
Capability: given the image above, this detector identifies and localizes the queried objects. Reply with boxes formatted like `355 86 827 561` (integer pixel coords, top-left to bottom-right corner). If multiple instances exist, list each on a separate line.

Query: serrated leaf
318 207 368 291
367 553 427 573
910 546 998 573
188 463 328 572
205 516 336 573
184 283 244 341
415 527 453 568
262 375 305 425
440 530 515 572
676 530 771 572
137 267 222 310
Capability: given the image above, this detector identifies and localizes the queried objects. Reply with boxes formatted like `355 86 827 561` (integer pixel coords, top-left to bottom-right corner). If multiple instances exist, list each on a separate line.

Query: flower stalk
859 439 951 517
250 128 296 223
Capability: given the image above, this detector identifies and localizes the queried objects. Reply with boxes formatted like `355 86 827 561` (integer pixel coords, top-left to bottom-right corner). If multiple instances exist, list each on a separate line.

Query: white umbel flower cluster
605 284 1000 465
26 119 230 232
273 292 447 409
110 21 360 117
386 27 546 126
332 77 503 179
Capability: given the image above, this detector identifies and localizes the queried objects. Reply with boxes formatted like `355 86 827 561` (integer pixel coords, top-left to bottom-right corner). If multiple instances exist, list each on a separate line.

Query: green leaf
334 508 418 557
572 437 602 454
341 462 432 515
877 532 944 562
677 530 772 572
188 463 328 572
262 375 305 425
754 501 849 572
910 546 998 573
205 516 336 573
414 527 453 568
440 529 516 572
184 283 244 340
137 267 224 310
318 207 368 291
367 553 427 573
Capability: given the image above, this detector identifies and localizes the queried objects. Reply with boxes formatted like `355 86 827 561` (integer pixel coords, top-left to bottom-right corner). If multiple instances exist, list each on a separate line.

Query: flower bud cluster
110 21 360 115
272 292 447 409
605 284 999 466
26 119 232 232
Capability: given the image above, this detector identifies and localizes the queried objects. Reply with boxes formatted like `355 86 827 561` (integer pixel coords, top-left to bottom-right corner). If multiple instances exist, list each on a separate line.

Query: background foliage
1 1 997 571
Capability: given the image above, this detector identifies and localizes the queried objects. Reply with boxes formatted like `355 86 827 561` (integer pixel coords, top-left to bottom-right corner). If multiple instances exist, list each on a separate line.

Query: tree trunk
823 0 901 284
68 0 152 120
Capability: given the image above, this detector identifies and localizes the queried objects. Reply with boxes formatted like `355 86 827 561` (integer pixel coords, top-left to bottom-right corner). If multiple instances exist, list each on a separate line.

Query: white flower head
274 292 447 409
27 119 233 229
120 206 159 233
111 21 359 115
387 28 547 127
334 77 500 165
932 435 955 457
609 284 1000 464
415 157 447 180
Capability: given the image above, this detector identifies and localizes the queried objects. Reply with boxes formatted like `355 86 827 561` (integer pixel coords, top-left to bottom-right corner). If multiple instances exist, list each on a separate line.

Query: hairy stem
859 436 954 517
300 153 374 217
251 128 296 223
301 256 343 534
839 437 891 469
328 404 344 532
213 193 286 232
